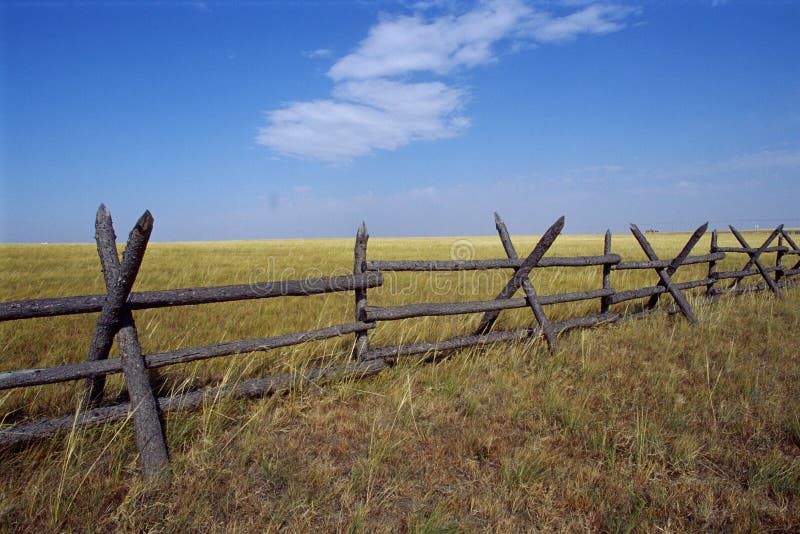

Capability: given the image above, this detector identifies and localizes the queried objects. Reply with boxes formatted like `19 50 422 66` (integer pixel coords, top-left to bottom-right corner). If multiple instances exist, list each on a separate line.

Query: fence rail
1 205 797 479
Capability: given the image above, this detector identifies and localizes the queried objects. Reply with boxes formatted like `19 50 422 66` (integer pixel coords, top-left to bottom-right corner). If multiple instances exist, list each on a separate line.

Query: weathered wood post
645 222 707 310
601 230 612 314
85 205 169 478
492 213 557 350
474 216 564 345
728 225 781 296
629 224 697 324
776 235 785 285
352 222 370 359
706 230 718 298
781 230 800 273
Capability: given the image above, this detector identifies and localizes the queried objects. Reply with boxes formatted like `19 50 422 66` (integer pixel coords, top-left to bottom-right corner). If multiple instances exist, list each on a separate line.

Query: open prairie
1 230 799 531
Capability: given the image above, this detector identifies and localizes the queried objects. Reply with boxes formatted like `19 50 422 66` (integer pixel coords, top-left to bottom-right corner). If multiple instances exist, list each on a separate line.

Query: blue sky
1 0 799 242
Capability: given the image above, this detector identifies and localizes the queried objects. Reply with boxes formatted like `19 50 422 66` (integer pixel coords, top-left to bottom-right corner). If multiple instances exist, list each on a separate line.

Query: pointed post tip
96 204 111 221
134 210 154 233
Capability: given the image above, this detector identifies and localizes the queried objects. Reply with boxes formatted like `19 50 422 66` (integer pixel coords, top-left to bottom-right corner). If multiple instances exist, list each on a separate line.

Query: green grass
1 230 798 531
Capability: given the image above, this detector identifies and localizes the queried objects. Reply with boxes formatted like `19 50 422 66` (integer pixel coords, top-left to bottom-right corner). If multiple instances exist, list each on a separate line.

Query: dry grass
1 229 798 531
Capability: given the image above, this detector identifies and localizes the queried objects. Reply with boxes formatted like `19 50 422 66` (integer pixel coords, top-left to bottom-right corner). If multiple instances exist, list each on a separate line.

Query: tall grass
1 230 798 530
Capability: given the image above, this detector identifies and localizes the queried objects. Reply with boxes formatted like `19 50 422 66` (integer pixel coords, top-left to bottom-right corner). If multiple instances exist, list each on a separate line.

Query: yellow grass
1 230 798 531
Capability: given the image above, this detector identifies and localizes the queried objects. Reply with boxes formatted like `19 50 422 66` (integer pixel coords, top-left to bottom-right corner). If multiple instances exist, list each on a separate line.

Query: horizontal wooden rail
365 254 620 272
711 277 797 296
361 312 618 362
611 252 724 271
0 321 375 391
0 273 384 322
0 359 387 447
364 289 613 322
715 246 798 255
712 265 783 280
608 279 712 305
613 297 712 323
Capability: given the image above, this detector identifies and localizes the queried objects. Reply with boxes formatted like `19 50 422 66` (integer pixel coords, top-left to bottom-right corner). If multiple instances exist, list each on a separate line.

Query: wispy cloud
258 0 637 162
303 48 333 59
328 0 531 80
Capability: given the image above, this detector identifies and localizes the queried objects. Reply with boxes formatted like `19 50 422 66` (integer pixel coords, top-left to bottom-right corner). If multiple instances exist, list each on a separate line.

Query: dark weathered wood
364 289 614 322
711 277 799 297
493 212 556 349
714 284 768 295
0 359 386 448
781 229 800 272
781 229 800 250
474 216 564 336
0 321 376 391
781 229 800 276
615 307 675 323
629 224 697 324
611 252 723 271
706 230 718 298
365 254 619 272
0 272 385 322
776 236 785 284
352 222 370 359
82 206 119 403
83 207 151 404
363 312 618 362
726 225 782 289
728 225 780 295
713 266 783 280
645 222 707 309
608 279 712 305
715 246 788 254
601 230 612 313
117 313 169 478
146 321 375 368
88 206 169 478
616 292 719 323
365 327 539 362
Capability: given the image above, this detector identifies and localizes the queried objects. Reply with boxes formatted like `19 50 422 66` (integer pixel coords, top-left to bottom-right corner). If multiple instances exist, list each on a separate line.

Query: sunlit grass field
1 229 798 531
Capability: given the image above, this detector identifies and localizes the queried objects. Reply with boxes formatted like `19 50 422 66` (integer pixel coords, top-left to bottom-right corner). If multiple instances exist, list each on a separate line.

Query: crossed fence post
628 224 701 324
728 225 782 295
474 215 564 350
83 205 169 478
643 223 708 310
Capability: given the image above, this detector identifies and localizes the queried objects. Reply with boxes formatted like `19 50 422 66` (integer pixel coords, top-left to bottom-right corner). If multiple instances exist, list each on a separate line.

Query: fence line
0 205 798 478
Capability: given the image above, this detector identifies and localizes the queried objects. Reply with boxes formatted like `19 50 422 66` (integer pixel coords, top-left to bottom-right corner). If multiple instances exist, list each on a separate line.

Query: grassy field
1 229 799 531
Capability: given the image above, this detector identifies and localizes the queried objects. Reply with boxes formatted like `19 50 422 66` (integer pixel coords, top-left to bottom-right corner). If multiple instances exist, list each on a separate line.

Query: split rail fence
1 205 799 478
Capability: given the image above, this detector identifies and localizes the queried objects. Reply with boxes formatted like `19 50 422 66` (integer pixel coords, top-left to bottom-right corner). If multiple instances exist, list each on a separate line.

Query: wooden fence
1 205 798 479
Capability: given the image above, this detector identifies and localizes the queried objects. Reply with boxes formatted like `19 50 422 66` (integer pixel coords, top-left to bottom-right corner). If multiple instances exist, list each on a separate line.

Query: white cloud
258 0 637 162
522 4 637 43
328 0 531 80
257 80 468 161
